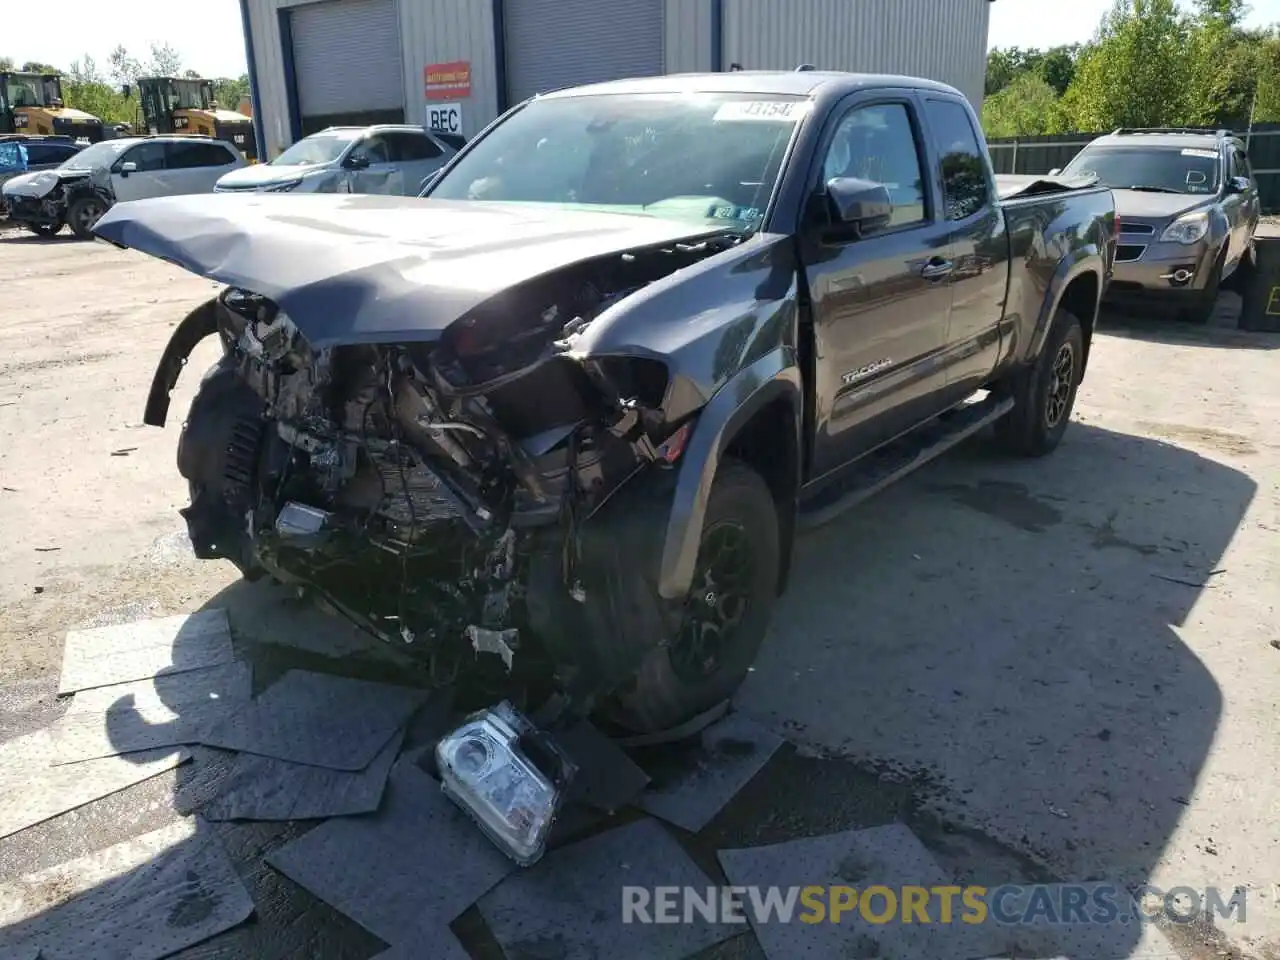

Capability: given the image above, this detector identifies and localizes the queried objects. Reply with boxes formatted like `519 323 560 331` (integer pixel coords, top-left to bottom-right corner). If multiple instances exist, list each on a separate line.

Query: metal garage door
290 0 404 134
504 0 664 104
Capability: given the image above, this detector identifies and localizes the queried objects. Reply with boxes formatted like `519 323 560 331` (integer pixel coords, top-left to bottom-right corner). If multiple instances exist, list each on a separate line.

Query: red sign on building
425 61 472 100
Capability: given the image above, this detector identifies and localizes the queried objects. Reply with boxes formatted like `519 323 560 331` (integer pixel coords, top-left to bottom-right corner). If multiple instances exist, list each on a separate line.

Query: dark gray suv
1057 127 1260 322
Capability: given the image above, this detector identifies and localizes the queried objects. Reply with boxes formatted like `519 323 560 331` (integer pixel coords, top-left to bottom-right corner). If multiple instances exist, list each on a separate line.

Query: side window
348 134 390 165
177 142 236 167
119 141 166 172
25 144 54 165
923 98 991 221
1231 147 1251 182
387 132 442 161
820 102 927 230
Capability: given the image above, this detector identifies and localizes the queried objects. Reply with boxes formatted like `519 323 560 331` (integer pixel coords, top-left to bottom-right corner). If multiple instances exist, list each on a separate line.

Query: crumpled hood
215 162 324 190
1 169 79 199
93 193 732 347
1111 189 1213 222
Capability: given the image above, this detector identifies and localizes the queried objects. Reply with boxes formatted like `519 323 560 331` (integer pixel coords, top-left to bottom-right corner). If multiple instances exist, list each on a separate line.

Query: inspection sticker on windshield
714 100 812 122
1182 148 1218 159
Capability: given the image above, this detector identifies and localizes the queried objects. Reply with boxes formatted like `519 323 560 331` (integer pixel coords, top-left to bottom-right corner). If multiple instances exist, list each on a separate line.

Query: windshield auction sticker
1181 148 1218 159
713 101 813 122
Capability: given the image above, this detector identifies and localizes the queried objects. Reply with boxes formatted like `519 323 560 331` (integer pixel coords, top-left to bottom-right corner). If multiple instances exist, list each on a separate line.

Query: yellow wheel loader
0 72 105 142
132 76 258 161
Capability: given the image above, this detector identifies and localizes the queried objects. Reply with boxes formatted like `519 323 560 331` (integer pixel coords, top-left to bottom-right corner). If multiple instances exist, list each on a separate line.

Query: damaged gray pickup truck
95 70 1114 858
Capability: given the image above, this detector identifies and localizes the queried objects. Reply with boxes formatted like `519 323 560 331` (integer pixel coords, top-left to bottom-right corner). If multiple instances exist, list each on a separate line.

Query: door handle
920 259 954 280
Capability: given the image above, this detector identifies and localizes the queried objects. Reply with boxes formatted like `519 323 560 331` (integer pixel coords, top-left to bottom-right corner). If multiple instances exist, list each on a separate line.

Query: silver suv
213 124 456 196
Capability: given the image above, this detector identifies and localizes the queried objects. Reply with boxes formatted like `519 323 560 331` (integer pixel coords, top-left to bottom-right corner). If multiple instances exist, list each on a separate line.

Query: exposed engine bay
177 235 738 708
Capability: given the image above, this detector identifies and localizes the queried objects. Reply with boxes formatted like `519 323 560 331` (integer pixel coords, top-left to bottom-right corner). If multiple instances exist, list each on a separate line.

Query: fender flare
1026 245 1104 365
656 346 803 600
144 298 221 427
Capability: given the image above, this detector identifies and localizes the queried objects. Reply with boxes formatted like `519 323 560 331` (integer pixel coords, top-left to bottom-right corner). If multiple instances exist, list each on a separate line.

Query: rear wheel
607 461 779 734
994 307 1084 458
68 196 107 240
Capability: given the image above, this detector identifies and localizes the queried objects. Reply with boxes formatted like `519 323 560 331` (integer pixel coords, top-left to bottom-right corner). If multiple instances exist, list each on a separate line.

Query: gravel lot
0 224 1277 959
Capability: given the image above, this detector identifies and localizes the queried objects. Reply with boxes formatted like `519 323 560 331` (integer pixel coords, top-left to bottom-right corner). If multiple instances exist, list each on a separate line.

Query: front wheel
994 307 1084 458
1181 247 1225 324
607 461 780 734
67 196 107 240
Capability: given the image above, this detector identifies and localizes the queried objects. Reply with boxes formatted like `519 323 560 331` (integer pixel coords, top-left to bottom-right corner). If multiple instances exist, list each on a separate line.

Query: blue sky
9 0 1280 80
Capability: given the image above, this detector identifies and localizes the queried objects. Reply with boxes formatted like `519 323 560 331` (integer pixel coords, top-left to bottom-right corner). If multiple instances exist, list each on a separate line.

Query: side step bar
798 393 1015 531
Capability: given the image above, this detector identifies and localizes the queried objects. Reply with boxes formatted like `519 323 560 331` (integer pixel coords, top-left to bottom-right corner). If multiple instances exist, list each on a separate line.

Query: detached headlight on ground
436 701 574 866
1160 212 1209 245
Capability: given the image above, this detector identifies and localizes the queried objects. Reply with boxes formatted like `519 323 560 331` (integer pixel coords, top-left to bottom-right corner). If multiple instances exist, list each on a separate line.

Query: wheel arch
656 347 802 601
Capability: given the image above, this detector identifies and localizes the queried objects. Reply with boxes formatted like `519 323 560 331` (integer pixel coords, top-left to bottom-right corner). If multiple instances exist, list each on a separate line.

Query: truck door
799 95 954 480
919 96 1008 402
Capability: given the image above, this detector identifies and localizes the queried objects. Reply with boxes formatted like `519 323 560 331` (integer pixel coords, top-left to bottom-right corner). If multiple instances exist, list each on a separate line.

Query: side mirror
345 154 370 170
1048 167 1062 176
119 160 137 177
1227 176 1250 194
824 177 893 238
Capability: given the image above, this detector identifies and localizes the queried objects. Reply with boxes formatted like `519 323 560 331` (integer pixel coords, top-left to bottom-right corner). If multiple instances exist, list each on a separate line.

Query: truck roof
539 70 963 101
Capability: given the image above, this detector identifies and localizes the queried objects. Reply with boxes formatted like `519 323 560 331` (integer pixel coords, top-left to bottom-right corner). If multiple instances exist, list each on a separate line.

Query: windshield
428 92 809 231
58 140 129 169
272 132 358 166
1063 146 1221 194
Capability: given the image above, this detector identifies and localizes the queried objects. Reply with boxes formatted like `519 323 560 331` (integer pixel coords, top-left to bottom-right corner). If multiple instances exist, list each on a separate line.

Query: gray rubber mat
265 758 514 942
176 727 404 822
718 823 974 960
637 711 783 832
57 609 232 695
370 937 470 960
0 819 253 960
200 669 429 771
557 719 650 813
50 662 251 765
478 818 736 960
0 728 186 841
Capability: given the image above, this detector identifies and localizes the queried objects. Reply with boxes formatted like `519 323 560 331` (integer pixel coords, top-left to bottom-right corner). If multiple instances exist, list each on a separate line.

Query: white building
237 0 995 159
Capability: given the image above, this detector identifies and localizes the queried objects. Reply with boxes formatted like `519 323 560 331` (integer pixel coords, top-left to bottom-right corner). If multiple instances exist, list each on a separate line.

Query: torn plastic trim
144 298 220 427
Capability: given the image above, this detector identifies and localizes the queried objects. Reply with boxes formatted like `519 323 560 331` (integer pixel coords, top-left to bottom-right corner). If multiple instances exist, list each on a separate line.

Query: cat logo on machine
841 358 893 386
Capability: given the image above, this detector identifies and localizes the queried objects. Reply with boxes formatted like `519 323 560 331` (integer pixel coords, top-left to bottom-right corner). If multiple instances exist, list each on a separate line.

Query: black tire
26 221 61 238
993 307 1084 458
1181 247 1225 324
1224 239 1256 294
67 196 106 240
607 461 780 734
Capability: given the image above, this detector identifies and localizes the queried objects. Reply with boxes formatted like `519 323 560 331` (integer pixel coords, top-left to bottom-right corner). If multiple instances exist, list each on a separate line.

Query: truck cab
0 72 105 143
134 76 258 162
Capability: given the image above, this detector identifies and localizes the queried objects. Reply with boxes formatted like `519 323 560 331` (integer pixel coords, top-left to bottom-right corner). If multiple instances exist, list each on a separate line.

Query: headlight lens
436 701 571 866
264 178 303 193
1160 212 1209 245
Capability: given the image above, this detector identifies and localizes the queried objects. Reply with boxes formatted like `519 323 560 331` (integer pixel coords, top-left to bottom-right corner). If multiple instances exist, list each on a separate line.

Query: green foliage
986 0 1280 138
982 74 1067 138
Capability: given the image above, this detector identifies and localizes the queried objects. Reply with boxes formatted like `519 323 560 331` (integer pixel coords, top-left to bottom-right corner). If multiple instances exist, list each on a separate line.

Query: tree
146 42 183 77
0 57 14 72
61 53 132 124
982 73 1068 138
107 44 142 87
21 61 60 74
1060 0 1192 130
1037 45 1081 97
212 75 250 111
